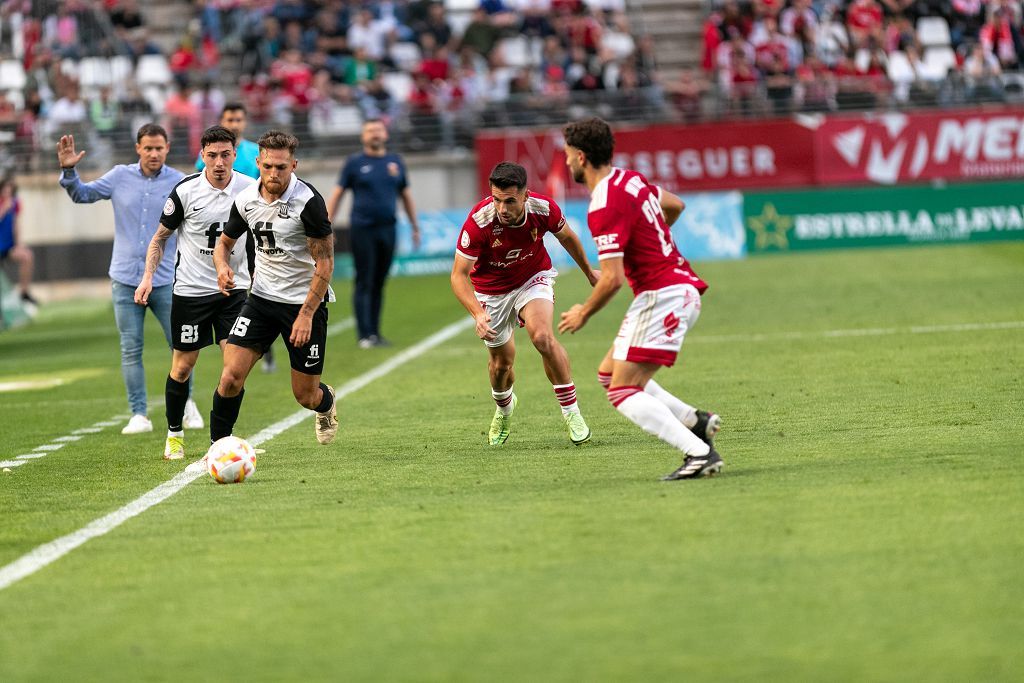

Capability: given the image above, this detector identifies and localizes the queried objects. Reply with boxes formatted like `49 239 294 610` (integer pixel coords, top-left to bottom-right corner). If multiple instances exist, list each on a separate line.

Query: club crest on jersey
387 162 400 177
278 203 290 219
664 312 680 336
460 231 470 249
162 198 175 216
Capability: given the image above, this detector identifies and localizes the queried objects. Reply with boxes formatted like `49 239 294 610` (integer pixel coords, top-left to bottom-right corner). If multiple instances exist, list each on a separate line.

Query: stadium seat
59 58 80 80
4 89 24 110
381 71 413 102
142 84 167 114
444 0 478 10
136 54 172 86
497 36 533 68
389 42 422 72
79 58 112 89
109 56 133 83
917 17 951 48
0 60 26 91
922 46 956 80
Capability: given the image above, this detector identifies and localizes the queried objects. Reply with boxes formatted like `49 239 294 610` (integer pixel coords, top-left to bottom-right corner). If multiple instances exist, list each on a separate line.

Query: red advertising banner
475 119 817 197
813 108 1024 185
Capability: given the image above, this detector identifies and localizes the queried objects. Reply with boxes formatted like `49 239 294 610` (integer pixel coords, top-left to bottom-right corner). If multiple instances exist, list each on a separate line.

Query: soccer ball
207 436 257 484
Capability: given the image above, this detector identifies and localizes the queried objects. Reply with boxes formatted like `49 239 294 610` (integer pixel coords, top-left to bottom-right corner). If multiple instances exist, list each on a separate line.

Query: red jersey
587 168 707 296
457 192 565 295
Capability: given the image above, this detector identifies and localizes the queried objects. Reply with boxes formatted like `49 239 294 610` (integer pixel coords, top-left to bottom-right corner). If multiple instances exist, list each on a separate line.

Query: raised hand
56 135 86 169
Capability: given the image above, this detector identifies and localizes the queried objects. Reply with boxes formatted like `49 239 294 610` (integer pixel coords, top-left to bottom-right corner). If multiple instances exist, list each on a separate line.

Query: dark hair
201 125 237 149
562 118 614 168
257 130 299 155
136 122 168 143
221 102 247 116
488 162 528 191
363 118 385 128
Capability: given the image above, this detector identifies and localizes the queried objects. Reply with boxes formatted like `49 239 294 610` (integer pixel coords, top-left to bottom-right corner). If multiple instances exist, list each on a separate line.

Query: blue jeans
111 280 189 415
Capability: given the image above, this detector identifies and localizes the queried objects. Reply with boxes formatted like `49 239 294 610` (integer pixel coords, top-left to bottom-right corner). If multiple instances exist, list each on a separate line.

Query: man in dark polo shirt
326 119 420 348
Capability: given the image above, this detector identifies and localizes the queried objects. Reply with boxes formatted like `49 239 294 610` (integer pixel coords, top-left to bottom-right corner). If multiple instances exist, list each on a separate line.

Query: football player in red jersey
557 118 724 480
451 162 599 446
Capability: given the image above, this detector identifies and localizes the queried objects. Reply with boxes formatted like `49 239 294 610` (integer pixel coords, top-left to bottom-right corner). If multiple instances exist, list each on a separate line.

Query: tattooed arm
290 233 335 346
134 226 176 304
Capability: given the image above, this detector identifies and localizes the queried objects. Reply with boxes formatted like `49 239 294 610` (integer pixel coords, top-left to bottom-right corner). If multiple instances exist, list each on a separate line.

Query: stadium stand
0 0 1021 170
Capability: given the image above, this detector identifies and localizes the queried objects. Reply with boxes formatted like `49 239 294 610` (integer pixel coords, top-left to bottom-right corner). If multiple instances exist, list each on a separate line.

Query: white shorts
475 269 557 348
612 284 701 367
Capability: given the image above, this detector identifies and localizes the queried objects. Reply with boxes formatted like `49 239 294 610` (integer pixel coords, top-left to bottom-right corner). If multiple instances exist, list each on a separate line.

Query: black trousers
350 223 396 340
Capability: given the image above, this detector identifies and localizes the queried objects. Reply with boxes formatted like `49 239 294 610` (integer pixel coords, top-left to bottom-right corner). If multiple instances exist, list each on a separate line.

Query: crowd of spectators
0 0 665 170
699 0 1024 117
3 0 1022 171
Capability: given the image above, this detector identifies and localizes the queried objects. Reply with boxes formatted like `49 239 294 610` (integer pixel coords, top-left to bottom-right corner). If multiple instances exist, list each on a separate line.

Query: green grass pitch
0 242 1022 681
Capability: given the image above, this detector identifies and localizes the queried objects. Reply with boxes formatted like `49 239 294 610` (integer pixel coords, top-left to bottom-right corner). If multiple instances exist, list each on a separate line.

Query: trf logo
594 233 619 247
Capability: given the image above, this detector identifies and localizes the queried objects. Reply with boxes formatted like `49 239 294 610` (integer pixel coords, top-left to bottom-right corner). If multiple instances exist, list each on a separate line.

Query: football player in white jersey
210 130 339 446
135 126 256 460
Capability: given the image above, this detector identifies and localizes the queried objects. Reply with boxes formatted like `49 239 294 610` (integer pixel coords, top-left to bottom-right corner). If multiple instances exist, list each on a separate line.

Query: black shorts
171 290 247 352
227 294 329 375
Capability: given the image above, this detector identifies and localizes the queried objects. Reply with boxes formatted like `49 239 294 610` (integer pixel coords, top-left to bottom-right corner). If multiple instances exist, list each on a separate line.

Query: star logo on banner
748 203 793 250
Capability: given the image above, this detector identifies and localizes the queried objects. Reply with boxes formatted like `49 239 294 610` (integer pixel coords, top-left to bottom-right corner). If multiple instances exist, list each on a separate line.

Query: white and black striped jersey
224 174 335 305
160 170 256 297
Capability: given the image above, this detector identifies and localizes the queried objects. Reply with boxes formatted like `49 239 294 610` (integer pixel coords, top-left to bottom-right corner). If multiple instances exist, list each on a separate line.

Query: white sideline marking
53 436 83 443
33 444 63 452
72 428 104 435
0 317 475 592
1 460 27 468
327 317 355 336
16 453 48 460
93 420 122 427
690 320 1024 345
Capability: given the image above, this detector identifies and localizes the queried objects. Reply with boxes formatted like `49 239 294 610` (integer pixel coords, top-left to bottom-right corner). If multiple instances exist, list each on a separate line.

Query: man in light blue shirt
57 123 203 435
195 103 260 180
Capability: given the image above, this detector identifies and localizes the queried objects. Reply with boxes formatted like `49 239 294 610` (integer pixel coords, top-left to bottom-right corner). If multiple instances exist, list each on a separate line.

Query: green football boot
488 394 517 446
564 411 592 445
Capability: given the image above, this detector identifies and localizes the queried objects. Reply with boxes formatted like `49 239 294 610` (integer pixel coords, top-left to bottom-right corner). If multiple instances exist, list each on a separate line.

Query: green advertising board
744 181 1024 253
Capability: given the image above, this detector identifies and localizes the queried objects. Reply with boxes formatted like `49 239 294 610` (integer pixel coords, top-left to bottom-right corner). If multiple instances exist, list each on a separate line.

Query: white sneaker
122 414 153 435
183 399 204 429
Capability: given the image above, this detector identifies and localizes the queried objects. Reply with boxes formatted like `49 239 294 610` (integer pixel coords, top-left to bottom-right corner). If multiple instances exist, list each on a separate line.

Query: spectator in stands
89 86 121 142
0 177 38 312
344 46 378 86
417 1 454 48
47 81 87 138
963 41 1004 101
666 67 708 122
980 8 1020 68
459 7 501 57
163 83 202 160
950 0 986 48
847 0 885 48
795 53 835 111
763 53 794 113
348 7 392 62
110 0 144 36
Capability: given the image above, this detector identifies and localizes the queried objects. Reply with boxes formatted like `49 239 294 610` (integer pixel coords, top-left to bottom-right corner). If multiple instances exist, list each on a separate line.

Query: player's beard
570 164 585 184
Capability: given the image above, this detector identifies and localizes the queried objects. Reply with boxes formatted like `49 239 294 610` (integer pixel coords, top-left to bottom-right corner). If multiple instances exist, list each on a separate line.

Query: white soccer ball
207 436 257 484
